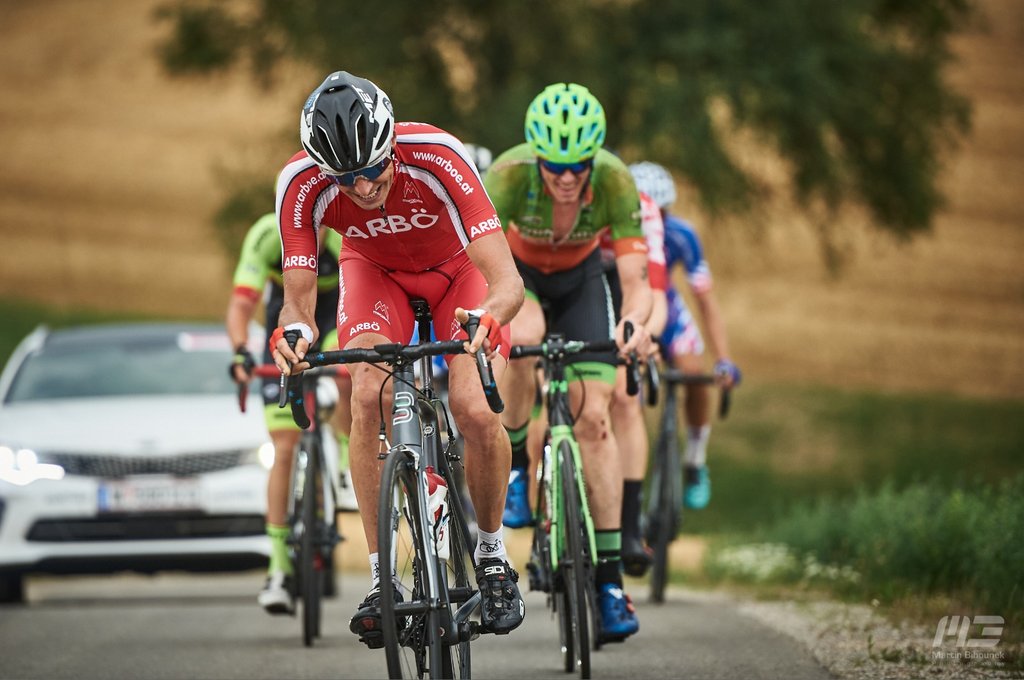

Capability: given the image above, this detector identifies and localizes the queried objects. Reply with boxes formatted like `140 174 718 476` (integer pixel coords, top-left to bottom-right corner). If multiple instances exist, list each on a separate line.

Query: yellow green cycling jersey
484 144 646 274
231 212 342 300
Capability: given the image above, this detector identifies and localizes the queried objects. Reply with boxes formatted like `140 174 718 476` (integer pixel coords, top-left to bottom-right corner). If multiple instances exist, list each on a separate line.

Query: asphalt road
0 572 831 680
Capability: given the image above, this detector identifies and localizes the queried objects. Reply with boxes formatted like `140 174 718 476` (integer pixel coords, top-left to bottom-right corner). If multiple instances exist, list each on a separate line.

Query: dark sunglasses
539 158 593 175
326 155 393 187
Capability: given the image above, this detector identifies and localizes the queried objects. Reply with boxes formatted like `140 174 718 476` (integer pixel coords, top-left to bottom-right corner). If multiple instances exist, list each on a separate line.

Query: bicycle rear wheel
557 439 591 678
299 444 324 646
379 448 443 679
647 407 681 604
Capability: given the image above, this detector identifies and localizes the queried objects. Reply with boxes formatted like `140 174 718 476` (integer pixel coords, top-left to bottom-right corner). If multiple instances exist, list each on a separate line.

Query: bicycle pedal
350 616 385 649
358 631 385 649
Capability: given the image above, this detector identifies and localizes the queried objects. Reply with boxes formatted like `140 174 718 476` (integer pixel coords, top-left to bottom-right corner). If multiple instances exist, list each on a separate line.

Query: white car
0 322 274 603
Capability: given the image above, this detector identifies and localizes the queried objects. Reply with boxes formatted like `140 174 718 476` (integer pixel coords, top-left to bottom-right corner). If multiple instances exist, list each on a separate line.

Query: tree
156 0 973 248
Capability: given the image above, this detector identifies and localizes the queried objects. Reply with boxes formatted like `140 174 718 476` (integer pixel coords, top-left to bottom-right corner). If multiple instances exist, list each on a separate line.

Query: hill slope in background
1 0 1021 398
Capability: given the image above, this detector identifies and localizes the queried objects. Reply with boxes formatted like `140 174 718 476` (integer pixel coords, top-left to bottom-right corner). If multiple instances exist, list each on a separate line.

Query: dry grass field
1 0 1021 399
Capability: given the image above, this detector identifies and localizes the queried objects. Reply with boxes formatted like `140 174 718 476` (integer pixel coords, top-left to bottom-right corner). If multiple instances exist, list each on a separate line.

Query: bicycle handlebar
274 332 503 429
659 368 732 418
509 337 618 360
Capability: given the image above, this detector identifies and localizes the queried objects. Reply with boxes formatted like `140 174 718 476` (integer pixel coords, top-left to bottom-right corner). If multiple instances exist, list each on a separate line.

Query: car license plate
98 477 201 512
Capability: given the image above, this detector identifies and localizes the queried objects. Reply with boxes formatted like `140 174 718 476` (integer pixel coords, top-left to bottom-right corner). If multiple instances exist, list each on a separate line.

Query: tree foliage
156 0 973 240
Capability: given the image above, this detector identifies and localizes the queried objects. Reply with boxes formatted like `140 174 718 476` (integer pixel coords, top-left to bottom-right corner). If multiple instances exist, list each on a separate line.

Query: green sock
595 528 623 587
505 422 529 470
267 523 293 576
337 431 350 471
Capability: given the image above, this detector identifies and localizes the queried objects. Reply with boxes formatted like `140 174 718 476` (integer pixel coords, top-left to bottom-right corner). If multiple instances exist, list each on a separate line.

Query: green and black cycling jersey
484 144 646 274
232 213 341 300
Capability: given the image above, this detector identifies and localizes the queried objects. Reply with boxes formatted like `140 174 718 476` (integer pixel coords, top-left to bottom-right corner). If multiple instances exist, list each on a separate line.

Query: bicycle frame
542 368 598 575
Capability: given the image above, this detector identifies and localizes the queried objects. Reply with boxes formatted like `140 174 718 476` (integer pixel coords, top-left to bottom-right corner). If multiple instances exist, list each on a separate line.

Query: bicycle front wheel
436 447 475 679
379 449 444 679
557 439 591 678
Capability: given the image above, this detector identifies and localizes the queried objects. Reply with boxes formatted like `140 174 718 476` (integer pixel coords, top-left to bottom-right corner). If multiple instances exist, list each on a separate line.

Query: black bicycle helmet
300 71 394 173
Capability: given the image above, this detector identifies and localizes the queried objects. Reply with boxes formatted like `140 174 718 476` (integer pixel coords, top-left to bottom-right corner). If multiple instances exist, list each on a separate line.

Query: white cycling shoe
257 571 295 615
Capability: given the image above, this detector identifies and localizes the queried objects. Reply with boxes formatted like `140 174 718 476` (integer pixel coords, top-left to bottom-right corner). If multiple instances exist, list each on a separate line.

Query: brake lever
645 355 660 406
463 315 504 413
277 329 311 429
623 321 640 397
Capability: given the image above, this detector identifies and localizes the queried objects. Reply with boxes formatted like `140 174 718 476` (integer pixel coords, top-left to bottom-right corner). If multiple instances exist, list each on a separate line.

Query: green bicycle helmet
524 83 606 163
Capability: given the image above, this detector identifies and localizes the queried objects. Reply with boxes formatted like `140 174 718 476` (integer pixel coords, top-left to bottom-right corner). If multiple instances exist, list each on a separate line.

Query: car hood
0 395 268 455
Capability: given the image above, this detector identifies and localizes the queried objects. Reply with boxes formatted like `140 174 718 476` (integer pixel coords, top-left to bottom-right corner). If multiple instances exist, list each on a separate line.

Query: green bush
733 476 1024 622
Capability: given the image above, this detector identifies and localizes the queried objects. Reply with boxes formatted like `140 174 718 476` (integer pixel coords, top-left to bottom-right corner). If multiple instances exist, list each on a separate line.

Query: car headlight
0 445 65 486
240 442 275 470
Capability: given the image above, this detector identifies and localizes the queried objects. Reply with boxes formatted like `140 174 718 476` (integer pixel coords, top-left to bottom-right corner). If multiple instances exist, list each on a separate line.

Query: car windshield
5 330 238 402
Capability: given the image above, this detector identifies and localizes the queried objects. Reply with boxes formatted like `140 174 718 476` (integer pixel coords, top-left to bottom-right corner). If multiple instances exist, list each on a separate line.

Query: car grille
46 451 248 477
26 513 265 542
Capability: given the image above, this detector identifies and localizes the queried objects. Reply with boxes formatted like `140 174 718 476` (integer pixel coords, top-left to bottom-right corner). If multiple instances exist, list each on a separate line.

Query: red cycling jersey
275 122 502 273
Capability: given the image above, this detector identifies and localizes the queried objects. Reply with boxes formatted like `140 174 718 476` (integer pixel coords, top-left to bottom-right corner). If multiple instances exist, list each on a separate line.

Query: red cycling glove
268 327 285 355
468 309 502 351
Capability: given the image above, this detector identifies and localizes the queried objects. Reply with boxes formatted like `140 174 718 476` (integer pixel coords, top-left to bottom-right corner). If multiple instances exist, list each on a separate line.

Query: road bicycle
240 364 344 647
644 367 730 604
282 299 503 679
511 325 639 679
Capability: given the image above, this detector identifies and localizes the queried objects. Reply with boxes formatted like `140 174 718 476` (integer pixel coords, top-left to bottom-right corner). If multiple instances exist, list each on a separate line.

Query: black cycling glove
229 344 256 380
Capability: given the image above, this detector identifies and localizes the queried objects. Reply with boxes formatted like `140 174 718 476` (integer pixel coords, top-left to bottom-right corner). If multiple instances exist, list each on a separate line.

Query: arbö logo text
284 254 317 269
343 212 439 239
349 321 381 336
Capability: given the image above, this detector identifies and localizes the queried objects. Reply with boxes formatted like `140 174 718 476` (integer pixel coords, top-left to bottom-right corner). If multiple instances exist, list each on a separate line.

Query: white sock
369 552 380 587
475 527 508 562
684 425 711 467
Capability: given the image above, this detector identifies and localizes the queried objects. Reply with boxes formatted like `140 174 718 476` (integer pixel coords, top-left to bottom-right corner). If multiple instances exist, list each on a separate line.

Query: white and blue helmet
463 143 493 175
628 161 677 210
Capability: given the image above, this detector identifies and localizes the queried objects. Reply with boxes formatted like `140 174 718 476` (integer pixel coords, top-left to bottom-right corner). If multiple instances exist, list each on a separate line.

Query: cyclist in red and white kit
270 71 526 645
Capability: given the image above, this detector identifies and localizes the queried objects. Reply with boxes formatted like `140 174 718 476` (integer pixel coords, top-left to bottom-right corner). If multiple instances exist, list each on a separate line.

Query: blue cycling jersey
663 213 712 293
660 213 713 359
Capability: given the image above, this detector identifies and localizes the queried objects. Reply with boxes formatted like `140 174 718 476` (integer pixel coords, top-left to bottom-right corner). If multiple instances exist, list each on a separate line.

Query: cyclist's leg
611 364 652 575
668 305 713 509
501 284 546 528
607 261 652 574
257 294 302 613
260 410 302 613
566 374 620 537
335 253 417 638
433 259 525 634
567 374 639 639
554 254 637 640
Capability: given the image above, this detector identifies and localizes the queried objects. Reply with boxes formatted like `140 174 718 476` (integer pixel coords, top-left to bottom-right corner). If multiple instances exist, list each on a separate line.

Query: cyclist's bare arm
646 289 668 343
226 291 257 350
225 291 258 382
461 232 525 355
274 268 319 372
614 251 654 354
692 286 739 387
